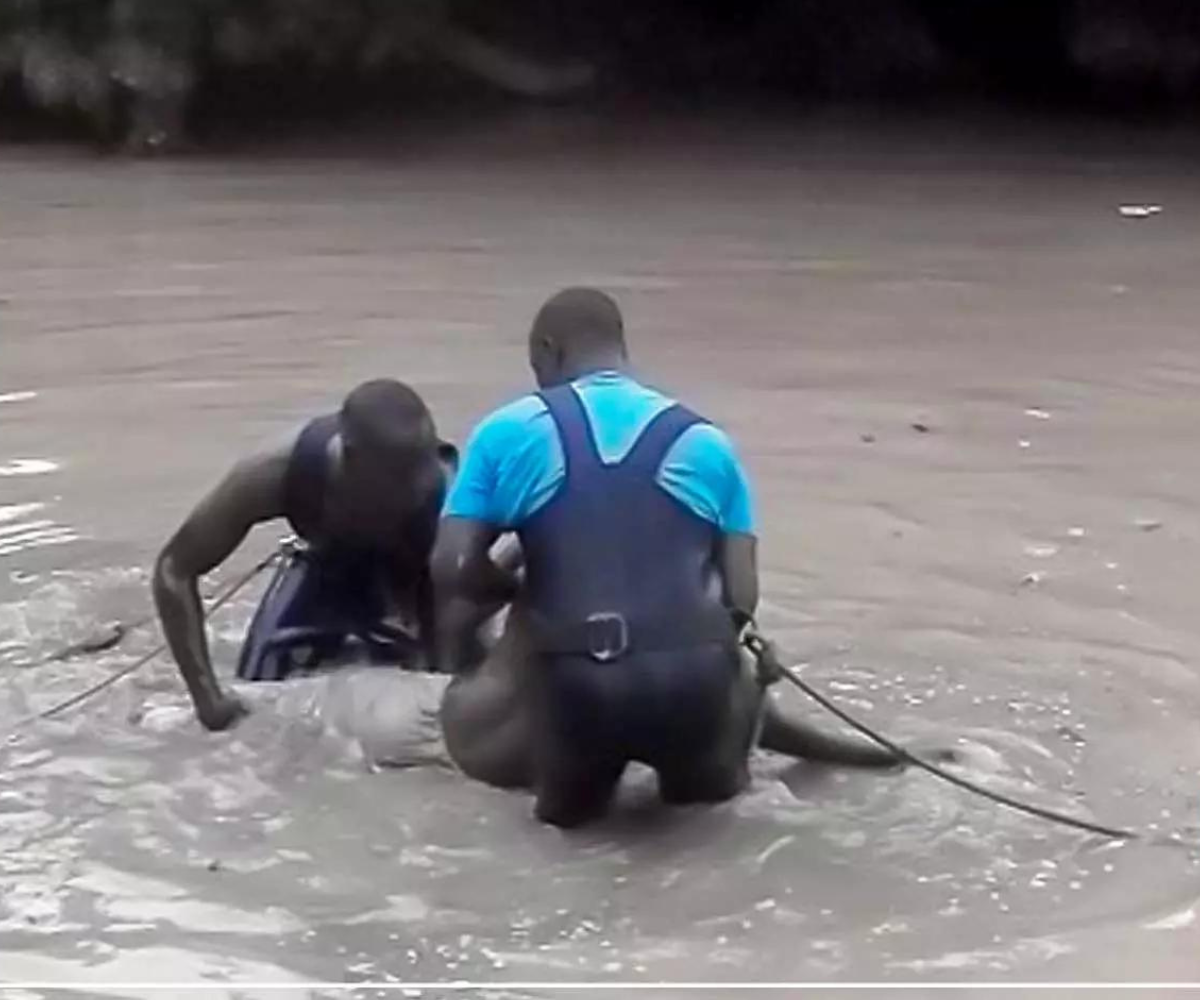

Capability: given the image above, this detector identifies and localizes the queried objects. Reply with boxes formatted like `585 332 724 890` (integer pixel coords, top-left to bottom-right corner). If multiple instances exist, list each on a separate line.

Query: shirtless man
153 379 455 731
433 289 901 827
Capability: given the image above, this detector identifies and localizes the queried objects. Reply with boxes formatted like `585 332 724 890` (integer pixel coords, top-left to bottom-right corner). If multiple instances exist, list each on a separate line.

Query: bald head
528 287 628 388
340 379 436 458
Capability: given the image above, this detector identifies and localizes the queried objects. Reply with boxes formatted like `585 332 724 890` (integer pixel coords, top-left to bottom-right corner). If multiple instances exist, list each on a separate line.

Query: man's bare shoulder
228 426 301 494
188 423 307 529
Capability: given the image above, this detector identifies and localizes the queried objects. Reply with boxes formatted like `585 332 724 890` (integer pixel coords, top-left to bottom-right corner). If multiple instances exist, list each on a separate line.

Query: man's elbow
152 545 191 603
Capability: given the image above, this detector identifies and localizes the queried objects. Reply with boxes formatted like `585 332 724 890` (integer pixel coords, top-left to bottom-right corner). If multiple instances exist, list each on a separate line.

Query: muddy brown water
2 113 1200 996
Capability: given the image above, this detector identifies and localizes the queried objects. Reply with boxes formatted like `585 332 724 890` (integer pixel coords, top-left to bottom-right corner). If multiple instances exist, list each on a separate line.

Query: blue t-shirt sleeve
442 395 563 529
657 423 758 536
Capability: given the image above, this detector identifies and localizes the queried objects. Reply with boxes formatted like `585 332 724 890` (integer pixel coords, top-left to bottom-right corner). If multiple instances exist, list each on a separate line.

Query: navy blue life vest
283 413 446 578
517 385 736 663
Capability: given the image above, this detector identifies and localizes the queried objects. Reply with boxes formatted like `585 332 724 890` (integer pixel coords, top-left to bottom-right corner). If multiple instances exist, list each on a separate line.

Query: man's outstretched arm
153 446 288 730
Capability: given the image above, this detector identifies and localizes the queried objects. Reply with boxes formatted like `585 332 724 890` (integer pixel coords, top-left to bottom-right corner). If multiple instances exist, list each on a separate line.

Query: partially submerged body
440 598 904 795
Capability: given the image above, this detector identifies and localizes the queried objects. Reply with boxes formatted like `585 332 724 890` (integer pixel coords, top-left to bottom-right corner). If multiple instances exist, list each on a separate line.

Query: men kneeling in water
154 379 455 731
434 288 901 828
153 300 898 820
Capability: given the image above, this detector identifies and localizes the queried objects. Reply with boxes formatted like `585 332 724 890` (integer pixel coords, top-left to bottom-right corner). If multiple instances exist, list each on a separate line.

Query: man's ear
437 441 460 473
533 333 558 365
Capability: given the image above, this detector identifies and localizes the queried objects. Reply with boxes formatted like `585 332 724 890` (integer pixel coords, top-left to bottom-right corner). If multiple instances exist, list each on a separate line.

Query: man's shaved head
340 379 436 458
528 287 628 388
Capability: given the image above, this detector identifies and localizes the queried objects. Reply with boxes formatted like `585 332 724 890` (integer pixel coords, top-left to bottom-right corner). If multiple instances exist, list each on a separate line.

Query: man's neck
562 355 628 382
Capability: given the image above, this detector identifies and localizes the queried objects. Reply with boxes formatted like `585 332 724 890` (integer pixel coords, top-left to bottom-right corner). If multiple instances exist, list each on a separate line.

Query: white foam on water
22 754 149 787
1144 905 1197 931
171 758 284 812
890 935 1075 974
134 702 194 733
0 880 88 935
0 459 58 477
343 893 431 925
70 863 307 936
0 526 79 558
0 519 54 539
102 897 306 936
0 946 310 995
70 865 200 900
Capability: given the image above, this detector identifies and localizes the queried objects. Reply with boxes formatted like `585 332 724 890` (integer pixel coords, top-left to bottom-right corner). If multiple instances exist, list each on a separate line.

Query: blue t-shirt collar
571 369 628 389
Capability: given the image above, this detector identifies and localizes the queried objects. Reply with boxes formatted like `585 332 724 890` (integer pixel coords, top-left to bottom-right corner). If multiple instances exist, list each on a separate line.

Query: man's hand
197 692 249 732
740 626 785 687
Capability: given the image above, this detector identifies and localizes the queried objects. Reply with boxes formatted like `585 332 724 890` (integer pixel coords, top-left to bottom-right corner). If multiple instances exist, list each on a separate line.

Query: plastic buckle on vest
586 612 629 663
278 535 306 559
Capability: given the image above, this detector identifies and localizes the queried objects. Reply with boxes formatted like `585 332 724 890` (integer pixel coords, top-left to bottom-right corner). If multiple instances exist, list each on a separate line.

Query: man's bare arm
152 445 288 730
718 532 759 629
431 516 515 674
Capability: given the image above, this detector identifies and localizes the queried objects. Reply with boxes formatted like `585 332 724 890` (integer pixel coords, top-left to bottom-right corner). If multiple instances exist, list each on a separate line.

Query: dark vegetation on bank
1 0 1199 151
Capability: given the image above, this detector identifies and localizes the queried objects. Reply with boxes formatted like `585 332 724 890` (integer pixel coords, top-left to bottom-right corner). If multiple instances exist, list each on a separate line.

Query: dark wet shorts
531 644 758 827
236 548 422 682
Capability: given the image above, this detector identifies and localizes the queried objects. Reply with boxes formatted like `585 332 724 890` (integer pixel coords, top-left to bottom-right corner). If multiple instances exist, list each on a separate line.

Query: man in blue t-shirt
433 288 900 827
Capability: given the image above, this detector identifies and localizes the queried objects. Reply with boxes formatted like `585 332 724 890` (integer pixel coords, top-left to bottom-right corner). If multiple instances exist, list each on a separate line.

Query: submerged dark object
47 621 128 662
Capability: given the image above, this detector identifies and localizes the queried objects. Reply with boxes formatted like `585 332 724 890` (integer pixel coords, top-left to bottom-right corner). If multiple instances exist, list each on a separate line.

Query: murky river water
2 113 1200 996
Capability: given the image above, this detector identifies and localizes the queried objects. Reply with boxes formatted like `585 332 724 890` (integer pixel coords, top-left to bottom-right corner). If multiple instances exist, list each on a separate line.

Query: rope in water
8 550 281 731
8 559 1191 849
742 632 1143 842
32 539 299 668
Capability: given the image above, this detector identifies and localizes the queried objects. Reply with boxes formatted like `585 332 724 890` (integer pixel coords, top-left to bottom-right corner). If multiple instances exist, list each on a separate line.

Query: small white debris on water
1020 571 1043 587
0 391 37 404
755 834 795 866
1019 439 1031 449
1118 204 1162 218
1067 527 1086 539
1024 408 1052 420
